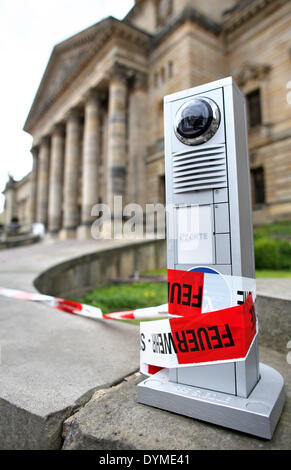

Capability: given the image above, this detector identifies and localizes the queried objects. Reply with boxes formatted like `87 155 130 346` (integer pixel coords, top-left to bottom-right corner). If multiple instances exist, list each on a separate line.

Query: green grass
255 270 291 278
141 268 167 276
76 281 168 324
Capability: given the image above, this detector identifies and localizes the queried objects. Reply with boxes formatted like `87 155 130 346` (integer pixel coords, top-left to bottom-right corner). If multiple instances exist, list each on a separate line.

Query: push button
214 203 229 233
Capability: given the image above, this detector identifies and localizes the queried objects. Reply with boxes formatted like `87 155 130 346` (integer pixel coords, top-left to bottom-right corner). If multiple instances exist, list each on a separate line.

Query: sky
0 0 134 212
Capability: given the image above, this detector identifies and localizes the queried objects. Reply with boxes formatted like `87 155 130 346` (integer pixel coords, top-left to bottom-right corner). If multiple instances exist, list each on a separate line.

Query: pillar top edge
106 62 129 83
40 135 50 146
83 87 100 103
132 70 148 91
51 122 66 136
65 106 83 122
30 144 39 155
106 62 148 91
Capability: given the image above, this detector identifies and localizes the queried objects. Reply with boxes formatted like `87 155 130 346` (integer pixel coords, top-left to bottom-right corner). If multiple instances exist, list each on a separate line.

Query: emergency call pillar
137 77 285 439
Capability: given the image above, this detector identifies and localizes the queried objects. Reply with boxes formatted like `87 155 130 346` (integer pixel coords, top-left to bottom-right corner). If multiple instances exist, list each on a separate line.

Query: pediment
24 17 151 133
34 44 91 120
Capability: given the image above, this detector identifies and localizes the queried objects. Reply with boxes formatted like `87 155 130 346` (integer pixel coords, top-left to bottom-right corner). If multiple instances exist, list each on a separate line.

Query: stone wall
34 239 167 298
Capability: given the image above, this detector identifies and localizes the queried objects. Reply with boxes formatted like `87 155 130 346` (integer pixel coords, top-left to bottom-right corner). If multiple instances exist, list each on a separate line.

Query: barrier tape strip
140 293 257 373
0 287 168 321
0 269 258 375
140 269 257 374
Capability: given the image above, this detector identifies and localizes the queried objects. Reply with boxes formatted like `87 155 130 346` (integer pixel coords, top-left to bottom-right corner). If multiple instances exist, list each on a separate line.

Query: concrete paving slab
62 346 291 450
0 297 139 449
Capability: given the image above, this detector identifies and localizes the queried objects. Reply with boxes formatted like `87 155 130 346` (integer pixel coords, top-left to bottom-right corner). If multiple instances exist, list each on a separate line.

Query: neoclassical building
3 0 291 237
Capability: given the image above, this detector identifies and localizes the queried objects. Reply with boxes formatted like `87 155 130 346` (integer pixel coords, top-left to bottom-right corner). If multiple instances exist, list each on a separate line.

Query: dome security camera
174 97 220 146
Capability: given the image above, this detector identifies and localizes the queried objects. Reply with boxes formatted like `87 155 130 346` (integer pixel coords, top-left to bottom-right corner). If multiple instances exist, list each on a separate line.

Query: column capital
51 122 65 137
30 145 39 157
83 87 100 104
40 135 50 148
107 62 128 84
132 71 148 91
65 107 82 123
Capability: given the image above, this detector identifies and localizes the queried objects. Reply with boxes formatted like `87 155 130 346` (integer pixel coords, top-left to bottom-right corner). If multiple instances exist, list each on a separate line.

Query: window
246 89 262 128
168 61 173 79
161 66 166 84
159 175 166 205
251 166 265 206
153 62 173 89
154 72 158 88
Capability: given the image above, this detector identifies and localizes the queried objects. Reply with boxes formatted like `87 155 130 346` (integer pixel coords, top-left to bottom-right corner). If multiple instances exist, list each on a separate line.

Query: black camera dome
174 97 220 146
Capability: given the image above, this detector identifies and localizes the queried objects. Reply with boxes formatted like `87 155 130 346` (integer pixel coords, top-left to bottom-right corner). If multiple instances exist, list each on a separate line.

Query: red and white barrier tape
0 269 258 375
140 269 257 374
0 287 168 321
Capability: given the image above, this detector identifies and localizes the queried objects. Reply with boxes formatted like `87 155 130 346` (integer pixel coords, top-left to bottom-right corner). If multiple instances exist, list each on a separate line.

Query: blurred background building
2 0 291 238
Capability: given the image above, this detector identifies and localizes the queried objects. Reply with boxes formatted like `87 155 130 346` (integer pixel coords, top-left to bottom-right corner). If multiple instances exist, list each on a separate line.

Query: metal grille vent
172 144 227 193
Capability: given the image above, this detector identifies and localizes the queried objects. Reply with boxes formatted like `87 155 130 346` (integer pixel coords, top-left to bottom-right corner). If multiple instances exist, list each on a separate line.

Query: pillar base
76 224 93 240
137 363 285 439
45 230 59 240
59 228 76 240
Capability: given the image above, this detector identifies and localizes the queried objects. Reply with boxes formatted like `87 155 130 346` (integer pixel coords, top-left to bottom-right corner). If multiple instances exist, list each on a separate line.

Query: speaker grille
172 144 227 193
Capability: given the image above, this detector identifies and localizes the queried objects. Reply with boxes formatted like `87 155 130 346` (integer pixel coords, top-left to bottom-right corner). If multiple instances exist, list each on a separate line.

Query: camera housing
174 97 221 146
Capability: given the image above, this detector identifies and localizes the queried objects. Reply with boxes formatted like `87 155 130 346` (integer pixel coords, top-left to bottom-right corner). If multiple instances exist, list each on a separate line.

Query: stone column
128 71 148 207
77 89 100 239
4 176 17 227
28 145 38 225
36 136 50 227
60 108 82 239
106 64 128 212
48 123 65 235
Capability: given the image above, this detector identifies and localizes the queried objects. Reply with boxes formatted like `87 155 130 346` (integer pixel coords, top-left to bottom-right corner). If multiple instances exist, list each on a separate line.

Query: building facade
3 0 291 236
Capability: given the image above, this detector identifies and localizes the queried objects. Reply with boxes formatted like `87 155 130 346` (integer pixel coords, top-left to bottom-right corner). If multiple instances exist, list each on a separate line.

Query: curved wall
34 239 167 298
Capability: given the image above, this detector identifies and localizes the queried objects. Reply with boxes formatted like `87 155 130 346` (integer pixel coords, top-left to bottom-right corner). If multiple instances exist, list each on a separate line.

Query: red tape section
55 299 83 314
169 293 256 365
145 269 257 367
103 311 135 320
168 269 204 316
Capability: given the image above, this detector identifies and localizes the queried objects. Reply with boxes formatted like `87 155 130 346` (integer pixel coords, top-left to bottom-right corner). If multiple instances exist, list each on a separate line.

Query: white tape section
201 272 256 312
0 287 168 321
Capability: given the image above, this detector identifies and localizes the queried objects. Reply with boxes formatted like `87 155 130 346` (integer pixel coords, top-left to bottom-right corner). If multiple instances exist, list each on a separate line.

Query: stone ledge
62 346 291 450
